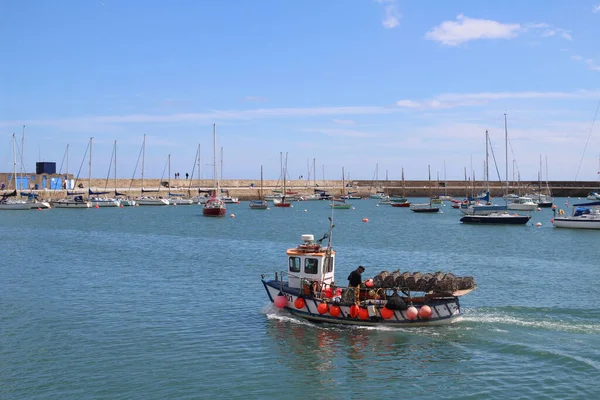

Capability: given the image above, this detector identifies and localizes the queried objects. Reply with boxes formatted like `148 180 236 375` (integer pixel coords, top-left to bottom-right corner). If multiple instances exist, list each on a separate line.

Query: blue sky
1 0 599 182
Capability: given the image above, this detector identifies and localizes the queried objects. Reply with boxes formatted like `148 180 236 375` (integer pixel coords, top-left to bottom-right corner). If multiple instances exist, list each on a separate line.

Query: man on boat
348 266 365 303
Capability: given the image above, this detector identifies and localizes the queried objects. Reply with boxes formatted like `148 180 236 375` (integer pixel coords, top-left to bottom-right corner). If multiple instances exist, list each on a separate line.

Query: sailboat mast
213 124 218 192
428 164 432 207
220 146 223 182
12 134 16 191
260 165 264 200
142 134 146 189
21 126 25 180
168 154 171 190
402 167 405 197
504 114 509 198
114 140 117 193
89 137 93 191
313 158 316 187
485 130 489 193
66 144 69 189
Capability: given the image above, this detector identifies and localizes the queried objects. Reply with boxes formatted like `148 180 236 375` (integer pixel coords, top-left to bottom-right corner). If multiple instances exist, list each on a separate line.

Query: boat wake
460 307 600 335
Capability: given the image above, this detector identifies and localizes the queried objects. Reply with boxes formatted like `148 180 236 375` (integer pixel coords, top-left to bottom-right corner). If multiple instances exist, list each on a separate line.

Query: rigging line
128 139 145 191
72 141 90 189
487 135 503 184
104 145 115 190
574 99 600 181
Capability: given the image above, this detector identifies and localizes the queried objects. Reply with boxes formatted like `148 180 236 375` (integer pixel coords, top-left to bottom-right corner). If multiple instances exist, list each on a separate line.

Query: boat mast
313 158 316 187
12 133 16 191
213 124 218 194
220 146 223 182
168 153 171 192
141 134 146 190
21 126 25 183
260 164 264 200
428 164 432 207
402 167 406 197
89 137 93 192
504 114 509 200
114 141 117 194
66 144 69 190
485 130 489 196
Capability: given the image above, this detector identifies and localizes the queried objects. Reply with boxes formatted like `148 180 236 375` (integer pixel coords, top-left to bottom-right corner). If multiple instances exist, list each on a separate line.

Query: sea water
1 198 599 399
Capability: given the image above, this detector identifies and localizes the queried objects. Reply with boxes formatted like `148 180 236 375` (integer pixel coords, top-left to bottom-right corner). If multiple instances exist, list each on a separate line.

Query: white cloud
570 54 600 72
593 5 600 13
396 100 421 108
0 106 396 129
243 96 268 102
375 0 400 29
425 14 521 46
541 28 572 41
332 119 357 126
396 90 600 110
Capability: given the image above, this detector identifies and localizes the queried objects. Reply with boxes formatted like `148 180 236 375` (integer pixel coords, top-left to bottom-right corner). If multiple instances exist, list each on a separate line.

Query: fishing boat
460 114 531 225
262 218 476 326
410 165 439 213
203 124 227 217
249 165 268 210
552 201 600 229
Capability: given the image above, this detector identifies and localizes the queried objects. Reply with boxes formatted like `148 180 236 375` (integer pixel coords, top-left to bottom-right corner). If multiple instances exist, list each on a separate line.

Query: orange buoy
380 307 394 319
329 305 341 317
324 287 333 298
294 297 305 309
274 295 287 308
362 218 369 223
365 279 374 288
552 204 557 210
358 308 369 320
551 218 554 223
350 304 360 318
317 302 329 315
406 306 418 320
94 205 99 208
335 288 342 297
418 305 432 319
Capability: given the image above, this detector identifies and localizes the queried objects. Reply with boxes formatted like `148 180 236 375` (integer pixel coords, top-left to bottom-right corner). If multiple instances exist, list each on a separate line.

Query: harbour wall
8 178 599 200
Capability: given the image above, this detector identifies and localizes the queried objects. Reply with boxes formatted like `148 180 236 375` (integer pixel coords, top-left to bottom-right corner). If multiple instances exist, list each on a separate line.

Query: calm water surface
2 198 599 399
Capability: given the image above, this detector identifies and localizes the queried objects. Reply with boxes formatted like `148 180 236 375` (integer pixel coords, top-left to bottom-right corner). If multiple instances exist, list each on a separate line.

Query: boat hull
263 280 462 326
391 202 410 207
460 214 531 224
552 217 600 229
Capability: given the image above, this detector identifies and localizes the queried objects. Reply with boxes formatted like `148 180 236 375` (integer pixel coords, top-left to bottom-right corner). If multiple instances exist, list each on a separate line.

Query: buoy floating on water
537 208 541 211
94 205 99 209
536 222 542 227
362 218 369 223
229 213 235 218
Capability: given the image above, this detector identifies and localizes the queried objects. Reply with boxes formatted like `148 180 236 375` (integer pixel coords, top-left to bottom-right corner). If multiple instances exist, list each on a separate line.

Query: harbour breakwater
10 178 599 200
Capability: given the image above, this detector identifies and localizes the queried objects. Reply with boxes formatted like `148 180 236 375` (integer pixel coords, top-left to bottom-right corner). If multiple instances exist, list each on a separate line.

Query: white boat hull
136 198 169 206
552 217 600 229
52 200 92 208
0 201 32 210
90 198 121 207
169 198 194 205
507 203 537 211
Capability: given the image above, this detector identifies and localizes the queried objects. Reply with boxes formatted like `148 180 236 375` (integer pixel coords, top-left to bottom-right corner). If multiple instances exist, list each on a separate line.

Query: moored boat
262 220 476 326
552 201 600 229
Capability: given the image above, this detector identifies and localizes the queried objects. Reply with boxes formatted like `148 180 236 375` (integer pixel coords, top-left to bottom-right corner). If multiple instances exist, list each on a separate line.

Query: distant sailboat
410 165 439 213
203 124 227 217
249 165 268 210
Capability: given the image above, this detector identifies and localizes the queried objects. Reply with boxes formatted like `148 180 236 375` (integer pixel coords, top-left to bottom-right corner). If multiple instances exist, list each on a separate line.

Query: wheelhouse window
288 257 301 273
304 258 319 274
324 256 333 273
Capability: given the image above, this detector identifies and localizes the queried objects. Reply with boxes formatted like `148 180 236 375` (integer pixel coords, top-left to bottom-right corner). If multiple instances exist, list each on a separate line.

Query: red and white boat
262 219 476 326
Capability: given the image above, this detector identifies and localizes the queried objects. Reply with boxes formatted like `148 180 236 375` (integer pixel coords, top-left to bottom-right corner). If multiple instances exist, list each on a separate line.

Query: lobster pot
373 270 389 288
